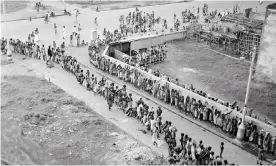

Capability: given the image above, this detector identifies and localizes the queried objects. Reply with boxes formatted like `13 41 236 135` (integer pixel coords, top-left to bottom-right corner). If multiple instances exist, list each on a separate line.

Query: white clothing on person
35 33 39 42
191 145 196 160
73 26 77 34
137 104 142 117
62 27 66 39
150 119 156 131
151 125 158 144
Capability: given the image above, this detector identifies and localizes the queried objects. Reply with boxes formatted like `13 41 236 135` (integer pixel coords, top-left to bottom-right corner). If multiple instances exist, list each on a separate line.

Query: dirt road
1 59 166 165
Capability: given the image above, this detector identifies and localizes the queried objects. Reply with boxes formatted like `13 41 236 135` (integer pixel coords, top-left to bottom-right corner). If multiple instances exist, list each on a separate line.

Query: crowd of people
101 6 274 126
102 8 170 44
1 36 242 166
88 49 276 161
1 3 276 165
121 44 168 67
34 1 46 13
1 29 275 166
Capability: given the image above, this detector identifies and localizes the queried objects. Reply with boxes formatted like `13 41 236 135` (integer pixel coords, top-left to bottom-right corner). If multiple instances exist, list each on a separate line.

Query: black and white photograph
1 0 276 165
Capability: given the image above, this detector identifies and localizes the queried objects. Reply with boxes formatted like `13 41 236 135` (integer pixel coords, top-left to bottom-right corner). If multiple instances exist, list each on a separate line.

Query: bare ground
1 62 166 165
1 1 28 14
67 0 175 10
150 40 276 123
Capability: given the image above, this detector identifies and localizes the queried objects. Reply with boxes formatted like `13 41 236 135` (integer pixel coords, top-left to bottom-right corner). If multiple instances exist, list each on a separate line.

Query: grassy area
67 0 173 10
1 75 166 165
150 40 276 123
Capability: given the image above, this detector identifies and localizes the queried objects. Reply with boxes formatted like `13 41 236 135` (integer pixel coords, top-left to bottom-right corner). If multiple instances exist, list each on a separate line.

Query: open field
150 40 276 123
1 62 165 165
67 0 177 10
1 1 28 13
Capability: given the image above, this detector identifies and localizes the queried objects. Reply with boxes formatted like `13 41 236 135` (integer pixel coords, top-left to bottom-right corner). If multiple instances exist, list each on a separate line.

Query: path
1 1 274 164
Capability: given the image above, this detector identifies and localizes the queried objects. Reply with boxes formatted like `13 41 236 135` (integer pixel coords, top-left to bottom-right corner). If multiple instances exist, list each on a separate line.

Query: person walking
47 45 52 62
62 26 66 40
54 23 58 35
220 142 224 158
69 34 73 47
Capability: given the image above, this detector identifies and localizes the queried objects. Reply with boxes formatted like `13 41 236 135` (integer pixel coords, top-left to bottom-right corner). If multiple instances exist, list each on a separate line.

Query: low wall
130 30 187 50
101 45 276 137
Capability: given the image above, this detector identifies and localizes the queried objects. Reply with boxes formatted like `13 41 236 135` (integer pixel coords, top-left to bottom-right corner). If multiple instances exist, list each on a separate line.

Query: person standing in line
180 133 185 150
31 32 35 43
62 26 66 40
152 122 158 146
47 45 52 62
257 145 264 165
53 41 56 50
35 28 39 42
69 34 73 47
73 25 77 36
77 23 81 34
44 14 48 24
220 142 224 158
77 34 80 47
54 23 58 35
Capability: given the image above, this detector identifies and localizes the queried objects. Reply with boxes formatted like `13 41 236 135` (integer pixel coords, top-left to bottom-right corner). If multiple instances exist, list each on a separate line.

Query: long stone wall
101 45 276 137
130 30 187 50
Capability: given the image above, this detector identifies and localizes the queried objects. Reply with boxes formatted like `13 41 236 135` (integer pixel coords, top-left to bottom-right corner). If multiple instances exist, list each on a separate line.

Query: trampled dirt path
1 59 166 165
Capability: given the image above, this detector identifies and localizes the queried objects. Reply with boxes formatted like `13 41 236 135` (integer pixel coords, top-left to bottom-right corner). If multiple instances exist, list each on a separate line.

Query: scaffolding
237 31 261 59
187 15 263 60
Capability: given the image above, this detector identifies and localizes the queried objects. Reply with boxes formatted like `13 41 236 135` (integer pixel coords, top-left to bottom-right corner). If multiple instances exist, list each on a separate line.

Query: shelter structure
190 10 264 59
106 30 187 66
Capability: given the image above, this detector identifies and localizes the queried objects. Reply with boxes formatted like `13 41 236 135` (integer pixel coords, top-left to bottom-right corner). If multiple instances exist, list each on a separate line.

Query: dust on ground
1 1 28 14
68 0 174 10
1 1 62 21
1 61 167 165
150 40 276 123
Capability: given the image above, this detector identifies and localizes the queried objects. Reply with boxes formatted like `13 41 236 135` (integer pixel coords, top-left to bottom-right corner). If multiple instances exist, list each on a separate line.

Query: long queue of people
2 36 240 166
89 52 276 161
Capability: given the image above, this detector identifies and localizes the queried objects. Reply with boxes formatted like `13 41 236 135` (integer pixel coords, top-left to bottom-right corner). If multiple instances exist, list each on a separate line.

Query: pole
236 46 256 141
